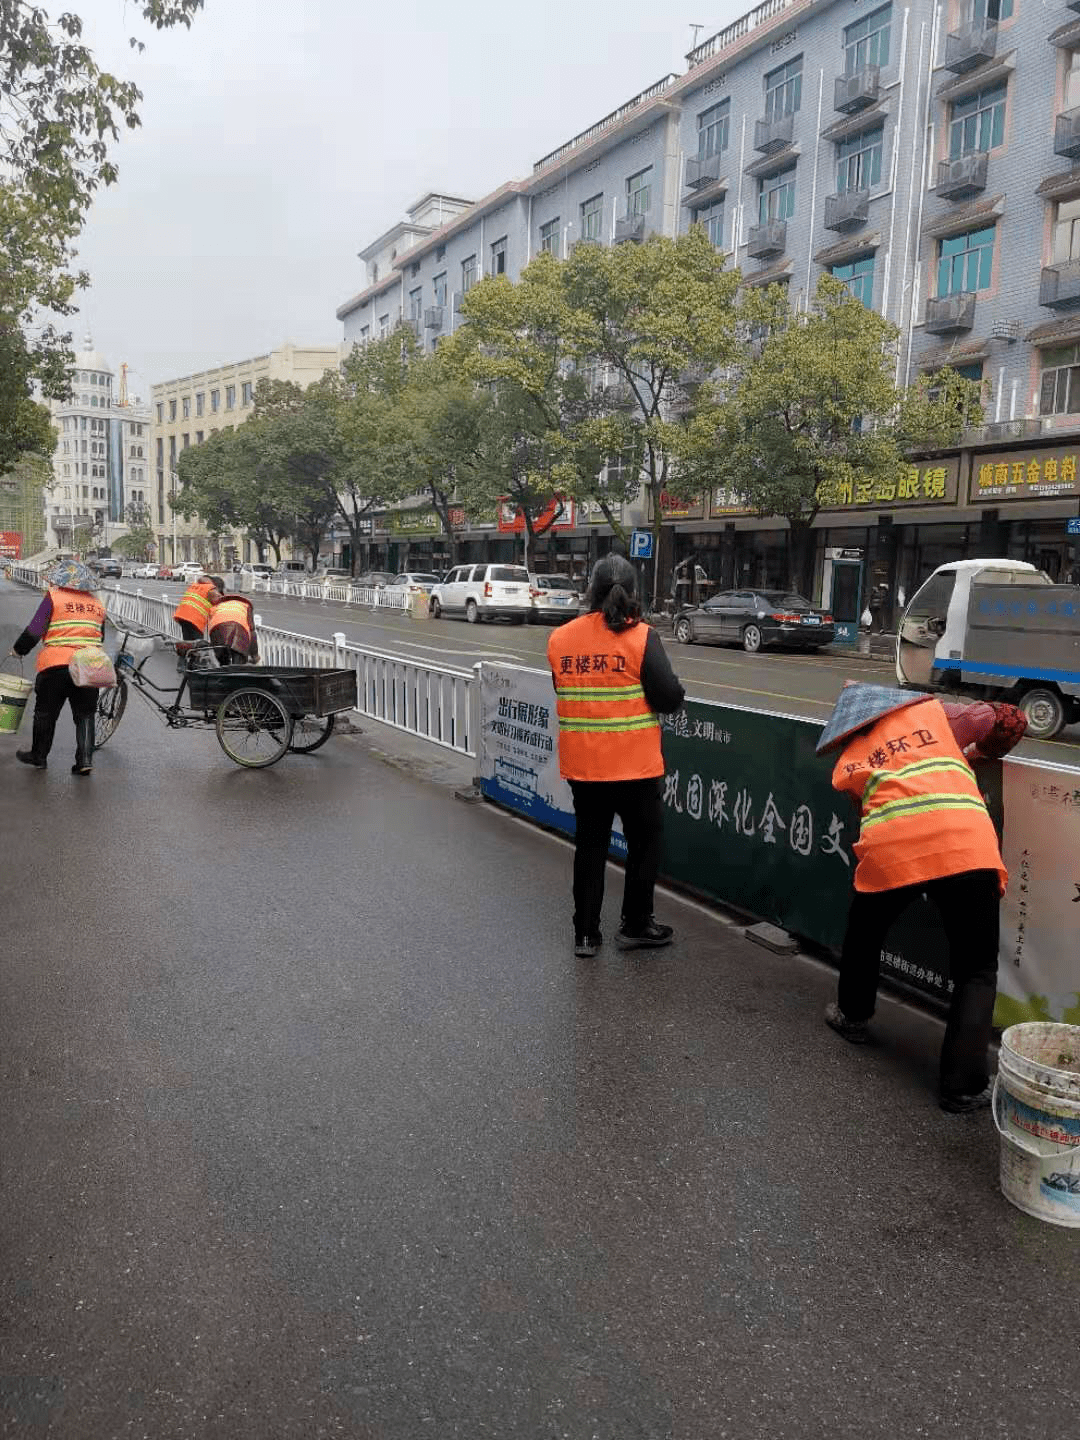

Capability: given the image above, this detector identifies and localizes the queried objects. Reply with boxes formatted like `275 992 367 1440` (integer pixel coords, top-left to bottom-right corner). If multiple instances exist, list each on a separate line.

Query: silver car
529 573 582 623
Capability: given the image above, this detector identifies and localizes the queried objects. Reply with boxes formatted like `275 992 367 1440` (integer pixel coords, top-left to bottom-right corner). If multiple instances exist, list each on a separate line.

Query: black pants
30 667 98 760
176 619 202 642
568 777 664 938
838 868 1001 1099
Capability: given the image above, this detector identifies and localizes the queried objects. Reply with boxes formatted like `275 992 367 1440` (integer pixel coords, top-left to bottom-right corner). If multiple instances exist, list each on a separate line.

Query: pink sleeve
941 701 996 751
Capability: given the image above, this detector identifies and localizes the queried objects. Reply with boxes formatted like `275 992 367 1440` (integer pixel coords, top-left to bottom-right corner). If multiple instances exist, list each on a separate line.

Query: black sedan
672 590 835 653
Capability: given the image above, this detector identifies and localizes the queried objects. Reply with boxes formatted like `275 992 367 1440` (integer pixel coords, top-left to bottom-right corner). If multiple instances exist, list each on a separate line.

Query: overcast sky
71 0 742 400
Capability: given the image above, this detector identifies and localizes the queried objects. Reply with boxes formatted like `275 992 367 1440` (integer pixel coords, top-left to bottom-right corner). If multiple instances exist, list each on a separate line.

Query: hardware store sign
969 446 1080 503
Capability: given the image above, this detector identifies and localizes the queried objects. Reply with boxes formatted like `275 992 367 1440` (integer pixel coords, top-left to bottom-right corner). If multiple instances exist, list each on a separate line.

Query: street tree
173 427 293 563
1 2 203 463
713 275 984 595
247 379 339 566
113 500 155 559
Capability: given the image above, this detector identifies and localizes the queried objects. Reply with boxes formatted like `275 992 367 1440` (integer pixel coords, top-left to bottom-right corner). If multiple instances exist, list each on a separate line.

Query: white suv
175 562 205 583
430 563 532 624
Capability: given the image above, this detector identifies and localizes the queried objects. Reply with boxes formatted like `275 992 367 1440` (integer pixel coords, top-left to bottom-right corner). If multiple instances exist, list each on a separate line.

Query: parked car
174 562 205 583
529 573 582 624
275 560 307 576
673 590 835 653
232 562 274 581
131 562 158 579
155 565 177 582
90 558 123 579
388 571 440 599
355 571 396 589
429 563 532 623
314 567 353 582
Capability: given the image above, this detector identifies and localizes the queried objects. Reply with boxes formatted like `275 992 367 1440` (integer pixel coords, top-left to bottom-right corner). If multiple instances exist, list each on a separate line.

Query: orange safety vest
833 697 1007 895
38 587 106 674
547 611 663 782
208 597 252 640
173 579 216 633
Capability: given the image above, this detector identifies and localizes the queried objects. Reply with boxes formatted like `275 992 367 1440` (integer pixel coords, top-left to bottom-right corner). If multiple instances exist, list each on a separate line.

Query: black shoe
574 933 602 958
824 1001 871 1044
940 1085 992 1114
615 917 673 950
71 761 92 775
15 750 47 768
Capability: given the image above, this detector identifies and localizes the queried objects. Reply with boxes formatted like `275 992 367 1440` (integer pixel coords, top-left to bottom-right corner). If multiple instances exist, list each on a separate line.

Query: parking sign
630 529 654 560
1067 518 1080 535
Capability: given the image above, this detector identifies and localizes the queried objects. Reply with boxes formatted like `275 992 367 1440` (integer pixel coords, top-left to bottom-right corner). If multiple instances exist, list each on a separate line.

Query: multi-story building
336 0 1080 615
43 334 149 553
151 341 343 565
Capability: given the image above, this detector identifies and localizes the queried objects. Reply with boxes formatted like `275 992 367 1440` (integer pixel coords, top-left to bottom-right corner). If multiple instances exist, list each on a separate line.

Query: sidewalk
1 578 1077 1440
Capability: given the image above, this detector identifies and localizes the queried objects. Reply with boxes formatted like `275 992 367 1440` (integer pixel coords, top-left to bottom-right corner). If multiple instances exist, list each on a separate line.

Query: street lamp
169 469 179 564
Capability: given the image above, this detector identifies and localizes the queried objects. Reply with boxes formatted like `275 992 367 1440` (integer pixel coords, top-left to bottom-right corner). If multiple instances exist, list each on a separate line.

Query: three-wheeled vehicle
896 558 1080 739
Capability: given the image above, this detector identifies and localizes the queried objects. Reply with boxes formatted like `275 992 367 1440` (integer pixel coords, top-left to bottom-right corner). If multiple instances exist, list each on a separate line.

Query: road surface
1 578 1078 1440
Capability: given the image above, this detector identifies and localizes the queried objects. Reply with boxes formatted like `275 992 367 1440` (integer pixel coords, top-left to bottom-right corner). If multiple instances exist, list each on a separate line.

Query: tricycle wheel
288 713 335 754
94 677 128 748
216 688 293 767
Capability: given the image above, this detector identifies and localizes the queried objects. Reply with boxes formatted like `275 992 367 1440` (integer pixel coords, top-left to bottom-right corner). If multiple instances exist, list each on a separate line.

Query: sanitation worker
817 685 1027 1113
207 590 259 667
173 573 223 644
9 560 106 775
547 554 684 958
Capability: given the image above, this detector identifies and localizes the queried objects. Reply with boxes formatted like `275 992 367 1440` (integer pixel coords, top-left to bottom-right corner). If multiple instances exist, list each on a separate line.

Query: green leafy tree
173 428 292 563
714 275 984 596
247 379 339 566
114 498 155 559
1 2 202 462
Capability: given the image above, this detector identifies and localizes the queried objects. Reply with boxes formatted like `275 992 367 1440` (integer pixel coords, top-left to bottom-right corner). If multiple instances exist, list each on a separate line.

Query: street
204 586 1080 767
2 577 1079 1439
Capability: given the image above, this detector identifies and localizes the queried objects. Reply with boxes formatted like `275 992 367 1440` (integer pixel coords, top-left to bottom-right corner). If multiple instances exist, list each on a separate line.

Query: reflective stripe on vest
833 697 1006 895
547 612 663 782
209 599 251 636
38 587 106 673
174 581 215 631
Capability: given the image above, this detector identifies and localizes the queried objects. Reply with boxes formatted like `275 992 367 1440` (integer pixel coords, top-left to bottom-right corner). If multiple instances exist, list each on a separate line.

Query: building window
1039 344 1080 415
764 55 802 121
225 385 236 409
832 255 875 307
168 435 176 463
949 82 1006 158
626 167 653 217
241 382 253 406
836 127 883 193
210 389 220 412
182 433 190 449
195 431 204 445
169 399 177 421
540 218 561 256
409 286 423 319
759 166 796 223
156 402 163 423
490 236 507 275
436 244 446 262
844 5 891 74
378 313 390 338
581 193 604 241
461 255 477 291
697 99 730 159
195 392 204 416
182 396 190 419
965 0 1012 21
1053 196 1080 263
358 324 370 343
433 271 447 307
937 225 995 295
696 199 725 249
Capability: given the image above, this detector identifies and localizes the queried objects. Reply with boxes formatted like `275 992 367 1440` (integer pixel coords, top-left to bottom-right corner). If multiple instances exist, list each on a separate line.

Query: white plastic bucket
0 662 33 737
993 1022 1080 1228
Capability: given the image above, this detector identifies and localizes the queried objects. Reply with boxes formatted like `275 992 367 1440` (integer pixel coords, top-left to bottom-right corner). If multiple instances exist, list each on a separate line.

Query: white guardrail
252 575 409 611
3 570 477 758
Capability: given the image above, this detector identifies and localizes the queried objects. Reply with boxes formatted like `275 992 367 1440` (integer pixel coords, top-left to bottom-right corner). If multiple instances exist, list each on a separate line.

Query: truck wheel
1018 687 1066 740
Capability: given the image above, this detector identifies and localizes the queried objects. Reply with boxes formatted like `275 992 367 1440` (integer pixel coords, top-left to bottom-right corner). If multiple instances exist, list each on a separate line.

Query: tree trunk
787 520 815 598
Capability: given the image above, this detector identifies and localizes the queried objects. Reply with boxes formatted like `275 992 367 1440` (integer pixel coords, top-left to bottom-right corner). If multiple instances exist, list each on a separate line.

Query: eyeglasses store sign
968 446 1080 504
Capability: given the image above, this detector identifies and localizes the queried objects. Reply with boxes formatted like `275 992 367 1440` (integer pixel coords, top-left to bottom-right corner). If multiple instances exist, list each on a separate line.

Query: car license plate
552 595 574 605
802 616 821 625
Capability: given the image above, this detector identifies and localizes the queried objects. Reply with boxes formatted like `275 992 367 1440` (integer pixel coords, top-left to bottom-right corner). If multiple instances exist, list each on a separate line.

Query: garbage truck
895 558 1080 739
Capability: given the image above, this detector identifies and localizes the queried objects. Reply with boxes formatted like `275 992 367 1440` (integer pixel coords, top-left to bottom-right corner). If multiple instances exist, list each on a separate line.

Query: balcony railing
924 291 977 334
936 151 989 200
614 212 646 244
1040 259 1080 307
400 315 422 337
823 189 870 231
424 306 445 330
1055 106 1080 160
834 65 880 114
943 19 997 74
686 152 724 190
746 219 787 259
754 111 795 154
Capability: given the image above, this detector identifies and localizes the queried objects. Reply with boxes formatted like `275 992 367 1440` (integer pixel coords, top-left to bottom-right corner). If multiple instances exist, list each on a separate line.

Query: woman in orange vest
8 560 106 775
817 684 1026 1112
208 592 259 667
173 574 223 644
547 555 684 957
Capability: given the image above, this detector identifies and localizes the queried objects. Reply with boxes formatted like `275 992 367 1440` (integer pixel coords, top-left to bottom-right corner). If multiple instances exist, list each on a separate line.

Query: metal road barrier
252 575 409 611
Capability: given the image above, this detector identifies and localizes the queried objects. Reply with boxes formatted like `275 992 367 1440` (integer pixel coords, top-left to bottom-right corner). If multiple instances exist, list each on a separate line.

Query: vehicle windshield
491 567 529 582
761 592 812 611
540 576 575 590
408 573 439 583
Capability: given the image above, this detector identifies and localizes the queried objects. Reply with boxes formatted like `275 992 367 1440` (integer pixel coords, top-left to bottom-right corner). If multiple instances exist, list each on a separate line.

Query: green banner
387 508 442 537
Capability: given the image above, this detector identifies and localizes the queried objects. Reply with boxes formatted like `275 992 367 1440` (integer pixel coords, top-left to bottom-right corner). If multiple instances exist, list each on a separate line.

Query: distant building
151 341 344 565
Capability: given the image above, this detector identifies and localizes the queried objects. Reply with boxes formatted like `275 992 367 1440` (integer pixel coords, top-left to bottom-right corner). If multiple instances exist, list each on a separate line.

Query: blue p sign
630 529 653 560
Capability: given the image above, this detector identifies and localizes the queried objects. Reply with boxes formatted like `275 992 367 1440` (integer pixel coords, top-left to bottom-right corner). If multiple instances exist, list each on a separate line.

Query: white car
429 563 532 623
132 562 158 579
175 562 205 583
529 573 583 623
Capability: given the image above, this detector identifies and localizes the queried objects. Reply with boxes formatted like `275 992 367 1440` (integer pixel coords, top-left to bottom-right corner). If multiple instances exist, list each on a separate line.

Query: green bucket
0 660 34 736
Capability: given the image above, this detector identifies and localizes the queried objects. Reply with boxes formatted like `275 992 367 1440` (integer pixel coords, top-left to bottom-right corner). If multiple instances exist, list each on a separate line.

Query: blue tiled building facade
337 0 1080 616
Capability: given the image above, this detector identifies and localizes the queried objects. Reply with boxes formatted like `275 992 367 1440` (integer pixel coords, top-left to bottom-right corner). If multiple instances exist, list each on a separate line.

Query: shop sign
969 445 1080 504
708 487 755 519
818 457 960 511
577 497 624 527
0 531 22 559
447 502 499 531
387 508 442 537
496 495 575 533
654 490 705 522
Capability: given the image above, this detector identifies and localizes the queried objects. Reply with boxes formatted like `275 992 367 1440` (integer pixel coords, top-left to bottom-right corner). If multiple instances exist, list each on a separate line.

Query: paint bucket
0 660 33 737
993 1022 1080 1228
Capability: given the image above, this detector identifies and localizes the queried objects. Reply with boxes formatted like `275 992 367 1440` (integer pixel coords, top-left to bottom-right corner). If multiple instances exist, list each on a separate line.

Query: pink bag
68 647 117 689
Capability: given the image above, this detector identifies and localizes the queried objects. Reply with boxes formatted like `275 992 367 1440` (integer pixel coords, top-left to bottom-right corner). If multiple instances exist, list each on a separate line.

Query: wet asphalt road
2 577 1079 1439
128 581 1080 769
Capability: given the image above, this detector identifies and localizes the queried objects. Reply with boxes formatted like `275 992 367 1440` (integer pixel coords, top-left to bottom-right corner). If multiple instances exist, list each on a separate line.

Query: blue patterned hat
816 683 926 755
47 560 100 593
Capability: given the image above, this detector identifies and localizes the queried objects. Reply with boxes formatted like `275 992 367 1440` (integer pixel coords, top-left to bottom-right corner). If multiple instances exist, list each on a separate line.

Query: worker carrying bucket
816 683 1027 1113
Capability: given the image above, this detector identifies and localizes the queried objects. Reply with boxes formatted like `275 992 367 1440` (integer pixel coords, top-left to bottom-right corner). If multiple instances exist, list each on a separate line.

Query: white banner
999 758 1080 1026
